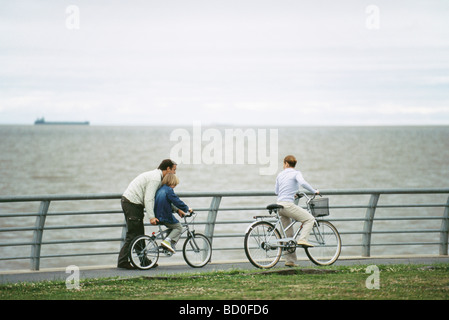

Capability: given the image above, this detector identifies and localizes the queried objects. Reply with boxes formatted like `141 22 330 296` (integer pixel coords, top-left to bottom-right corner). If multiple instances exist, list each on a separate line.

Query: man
275 155 320 267
117 159 177 269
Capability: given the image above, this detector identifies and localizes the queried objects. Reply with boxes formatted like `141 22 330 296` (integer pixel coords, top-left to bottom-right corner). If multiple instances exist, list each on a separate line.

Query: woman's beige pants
277 201 315 263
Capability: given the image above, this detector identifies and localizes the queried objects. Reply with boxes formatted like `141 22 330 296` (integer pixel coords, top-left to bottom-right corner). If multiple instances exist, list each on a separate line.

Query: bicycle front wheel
244 221 282 269
183 233 212 268
129 235 159 270
305 220 341 266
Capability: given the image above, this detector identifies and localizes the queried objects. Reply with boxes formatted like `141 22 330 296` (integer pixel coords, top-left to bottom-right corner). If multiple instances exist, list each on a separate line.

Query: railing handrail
1 188 448 271
2 187 449 202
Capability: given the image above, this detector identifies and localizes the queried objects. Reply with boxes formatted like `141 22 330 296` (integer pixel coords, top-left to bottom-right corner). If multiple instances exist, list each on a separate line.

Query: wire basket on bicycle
309 197 329 217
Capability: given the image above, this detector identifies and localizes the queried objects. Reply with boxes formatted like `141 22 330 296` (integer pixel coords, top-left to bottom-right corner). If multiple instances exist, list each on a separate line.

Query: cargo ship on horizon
34 117 90 125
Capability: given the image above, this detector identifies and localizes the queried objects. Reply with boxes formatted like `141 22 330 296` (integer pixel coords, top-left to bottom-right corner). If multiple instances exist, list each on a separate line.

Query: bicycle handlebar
154 211 196 225
182 211 196 224
184 211 196 218
295 191 322 202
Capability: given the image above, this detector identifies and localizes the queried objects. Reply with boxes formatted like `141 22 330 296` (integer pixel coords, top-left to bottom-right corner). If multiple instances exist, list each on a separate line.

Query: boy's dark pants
117 197 145 267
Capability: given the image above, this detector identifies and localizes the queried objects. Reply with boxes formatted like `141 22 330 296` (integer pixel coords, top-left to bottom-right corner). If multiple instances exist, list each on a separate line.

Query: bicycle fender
245 220 276 234
245 221 261 234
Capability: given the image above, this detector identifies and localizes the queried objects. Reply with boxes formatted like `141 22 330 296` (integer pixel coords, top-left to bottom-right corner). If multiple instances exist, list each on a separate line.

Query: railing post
440 195 449 255
205 196 222 246
31 200 50 270
362 193 380 257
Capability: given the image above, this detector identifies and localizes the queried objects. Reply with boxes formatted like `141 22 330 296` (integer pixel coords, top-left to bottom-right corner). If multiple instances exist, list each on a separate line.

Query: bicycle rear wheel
305 220 341 266
129 235 159 270
183 233 212 268
244 221 282 269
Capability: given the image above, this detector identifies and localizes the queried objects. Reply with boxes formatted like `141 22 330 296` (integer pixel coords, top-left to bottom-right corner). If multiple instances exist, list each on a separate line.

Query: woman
275 155 320 267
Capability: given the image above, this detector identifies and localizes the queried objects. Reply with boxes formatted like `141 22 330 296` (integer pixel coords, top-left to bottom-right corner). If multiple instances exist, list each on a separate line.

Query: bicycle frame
150 214 197 255
251 192 326 250
245 192 341 267
129 211 213 269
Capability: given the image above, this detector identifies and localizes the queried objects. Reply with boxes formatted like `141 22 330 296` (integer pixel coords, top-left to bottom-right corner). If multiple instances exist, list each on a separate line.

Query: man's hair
161 173 179 187
158 159 177 171
283 155 297 168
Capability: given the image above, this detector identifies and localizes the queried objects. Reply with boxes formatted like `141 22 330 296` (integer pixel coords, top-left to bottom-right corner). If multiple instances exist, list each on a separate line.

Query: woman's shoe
297 240 314 248
285 261 298 267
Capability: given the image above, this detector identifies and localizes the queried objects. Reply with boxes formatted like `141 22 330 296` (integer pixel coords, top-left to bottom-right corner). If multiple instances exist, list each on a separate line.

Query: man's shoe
161 240 175 253
117 262 136 270
285 261 298 267
297 240 314 248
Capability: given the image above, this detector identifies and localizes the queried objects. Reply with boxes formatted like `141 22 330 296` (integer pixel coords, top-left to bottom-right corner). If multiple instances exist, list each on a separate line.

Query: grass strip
1 264 448 300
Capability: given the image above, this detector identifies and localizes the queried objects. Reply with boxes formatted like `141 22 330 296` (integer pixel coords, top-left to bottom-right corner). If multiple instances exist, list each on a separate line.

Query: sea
0 125 448 270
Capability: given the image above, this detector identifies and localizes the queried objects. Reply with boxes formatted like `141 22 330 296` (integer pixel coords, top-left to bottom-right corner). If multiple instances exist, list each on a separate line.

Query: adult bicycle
129 212 212 269
244 192 341 268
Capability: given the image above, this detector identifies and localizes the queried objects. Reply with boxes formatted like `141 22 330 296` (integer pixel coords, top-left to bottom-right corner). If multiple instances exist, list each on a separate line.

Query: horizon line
1 122 449 128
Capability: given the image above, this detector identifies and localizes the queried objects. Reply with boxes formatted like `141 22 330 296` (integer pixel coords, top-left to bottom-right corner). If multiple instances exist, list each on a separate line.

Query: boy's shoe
297 240 314 248
161 240 175 253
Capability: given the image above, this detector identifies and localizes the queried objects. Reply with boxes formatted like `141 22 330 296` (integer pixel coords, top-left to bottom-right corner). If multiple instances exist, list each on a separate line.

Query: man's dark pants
117 197 145 267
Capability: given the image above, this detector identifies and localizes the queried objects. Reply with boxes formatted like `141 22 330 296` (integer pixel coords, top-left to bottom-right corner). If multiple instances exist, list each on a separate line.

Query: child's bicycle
244 192 341 268
128 212 212 269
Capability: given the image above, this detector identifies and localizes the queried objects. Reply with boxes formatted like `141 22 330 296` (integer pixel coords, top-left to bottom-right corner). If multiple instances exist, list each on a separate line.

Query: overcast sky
1 0 449 126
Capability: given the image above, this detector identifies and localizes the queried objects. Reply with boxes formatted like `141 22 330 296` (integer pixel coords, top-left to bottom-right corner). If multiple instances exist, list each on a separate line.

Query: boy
154 173 192 253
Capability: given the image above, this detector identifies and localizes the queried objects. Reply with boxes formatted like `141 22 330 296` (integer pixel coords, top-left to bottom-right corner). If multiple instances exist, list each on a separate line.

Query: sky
1 0 449 126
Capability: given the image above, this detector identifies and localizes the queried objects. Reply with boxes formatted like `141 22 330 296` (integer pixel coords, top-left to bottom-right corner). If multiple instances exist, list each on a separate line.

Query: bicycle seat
266 204 284 212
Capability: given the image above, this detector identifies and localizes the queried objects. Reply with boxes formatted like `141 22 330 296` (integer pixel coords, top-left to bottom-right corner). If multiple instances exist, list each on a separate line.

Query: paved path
1 255 448 284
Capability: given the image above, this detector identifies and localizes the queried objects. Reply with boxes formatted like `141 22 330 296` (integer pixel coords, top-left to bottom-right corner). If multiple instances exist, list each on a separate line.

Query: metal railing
0 188 448 271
